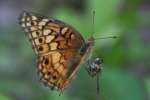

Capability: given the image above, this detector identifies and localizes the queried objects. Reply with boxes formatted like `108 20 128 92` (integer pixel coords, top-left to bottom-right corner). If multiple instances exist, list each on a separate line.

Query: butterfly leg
85 59 93 77
85 57 103 95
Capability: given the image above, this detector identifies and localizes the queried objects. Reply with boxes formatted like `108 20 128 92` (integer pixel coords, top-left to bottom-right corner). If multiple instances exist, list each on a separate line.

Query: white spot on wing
24 28 29 32
26 17 30 21
61 27 68 35
39 21 46 26
30 26 37 31
26 22 31 26
42 18 49 22
50 42 58 50
46 35 55 43
38 26 42 29
21 23 26 27
43 29 51 35
31 16 37 20
21 18 25 22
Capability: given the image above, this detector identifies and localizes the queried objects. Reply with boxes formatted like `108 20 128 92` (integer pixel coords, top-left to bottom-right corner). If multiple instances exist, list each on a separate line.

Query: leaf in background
0 94 11 100
53 8 88 37
145 78 150 99
101 68 145 100
89 0 121 34
47 91 68 100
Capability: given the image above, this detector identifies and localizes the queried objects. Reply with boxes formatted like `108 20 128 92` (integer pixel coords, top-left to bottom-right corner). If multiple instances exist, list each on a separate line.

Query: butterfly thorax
79 37 94 63
87 36 95 45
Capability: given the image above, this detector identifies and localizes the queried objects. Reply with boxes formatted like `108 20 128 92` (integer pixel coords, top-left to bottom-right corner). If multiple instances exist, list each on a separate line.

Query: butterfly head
87 36 95 46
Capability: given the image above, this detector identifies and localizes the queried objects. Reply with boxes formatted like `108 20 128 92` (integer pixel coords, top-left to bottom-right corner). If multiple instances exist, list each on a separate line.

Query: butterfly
19 11 95 92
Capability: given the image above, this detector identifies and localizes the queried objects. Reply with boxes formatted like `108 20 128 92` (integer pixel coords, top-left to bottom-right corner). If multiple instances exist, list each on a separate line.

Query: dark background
0 0 149 100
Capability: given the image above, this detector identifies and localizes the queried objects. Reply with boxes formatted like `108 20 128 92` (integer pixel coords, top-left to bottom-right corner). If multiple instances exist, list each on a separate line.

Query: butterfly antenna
91 11 117 41
59 89 63 96
94 35 117 40
91 10 95 38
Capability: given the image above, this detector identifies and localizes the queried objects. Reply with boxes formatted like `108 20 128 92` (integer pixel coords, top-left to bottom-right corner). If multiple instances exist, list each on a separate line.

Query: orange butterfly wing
19 11 85 91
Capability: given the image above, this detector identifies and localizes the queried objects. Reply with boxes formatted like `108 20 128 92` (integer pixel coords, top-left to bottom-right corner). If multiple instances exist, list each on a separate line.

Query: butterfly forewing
19 12 85 55
19 11 85 91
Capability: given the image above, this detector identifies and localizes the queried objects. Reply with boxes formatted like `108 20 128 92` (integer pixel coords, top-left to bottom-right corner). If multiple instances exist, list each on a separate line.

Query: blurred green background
0 0 149 100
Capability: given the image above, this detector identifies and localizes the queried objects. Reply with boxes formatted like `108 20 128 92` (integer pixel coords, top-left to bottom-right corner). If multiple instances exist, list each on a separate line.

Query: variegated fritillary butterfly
19 11 94 92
